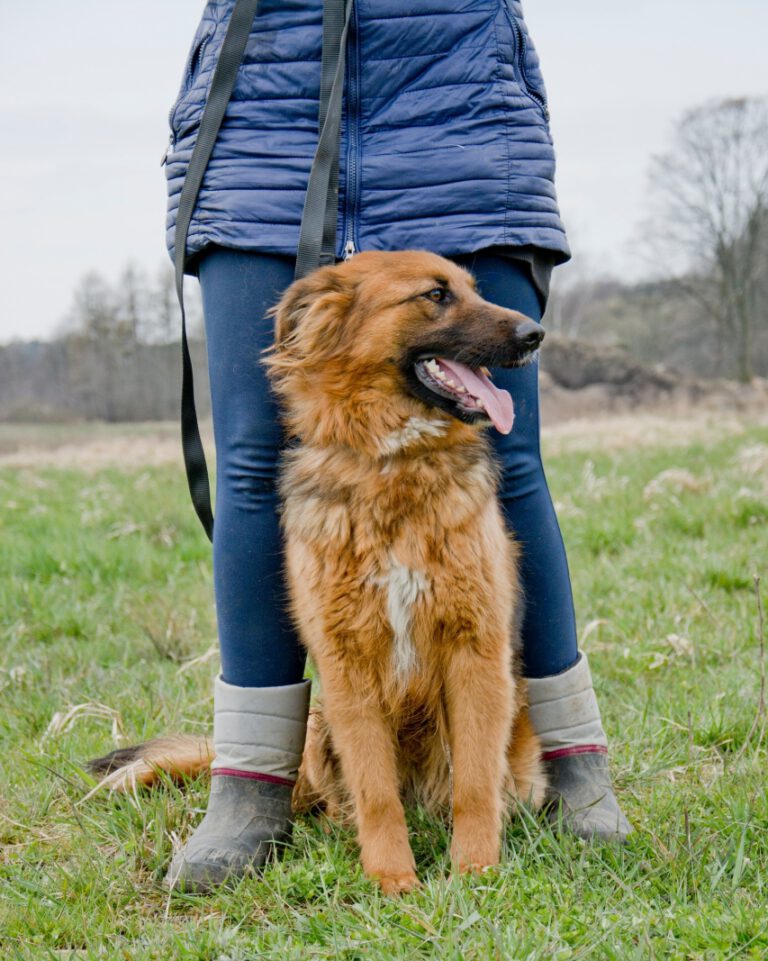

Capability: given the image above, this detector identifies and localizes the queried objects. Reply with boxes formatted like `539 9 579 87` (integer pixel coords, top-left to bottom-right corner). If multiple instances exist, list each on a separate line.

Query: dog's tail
86 735 213 795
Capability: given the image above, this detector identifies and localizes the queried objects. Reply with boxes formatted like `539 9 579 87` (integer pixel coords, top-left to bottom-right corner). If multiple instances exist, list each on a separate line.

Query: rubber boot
527 653 632 843
166 676 311 892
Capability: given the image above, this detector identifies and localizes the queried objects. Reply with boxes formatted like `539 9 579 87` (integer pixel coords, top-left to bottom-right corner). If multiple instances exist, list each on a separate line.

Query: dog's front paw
452 858 498 876
450 838 500 875
450 809 502 874
361 835 418 895
371 870 420 896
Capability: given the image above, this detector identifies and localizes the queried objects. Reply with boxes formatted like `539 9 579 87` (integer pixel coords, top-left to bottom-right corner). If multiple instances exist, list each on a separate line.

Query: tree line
0 266 209 423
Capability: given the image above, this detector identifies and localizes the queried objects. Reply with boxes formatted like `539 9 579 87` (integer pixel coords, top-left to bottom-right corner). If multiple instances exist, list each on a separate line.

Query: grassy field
1 415 767 960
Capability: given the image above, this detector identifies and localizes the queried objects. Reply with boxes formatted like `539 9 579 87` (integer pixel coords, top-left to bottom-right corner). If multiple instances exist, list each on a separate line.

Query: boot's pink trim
212 768 295 788
541 745 609 761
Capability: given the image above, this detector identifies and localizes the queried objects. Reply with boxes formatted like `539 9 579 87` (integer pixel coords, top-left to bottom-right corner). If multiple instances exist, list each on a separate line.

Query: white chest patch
371 556 429 681
379 416 446 456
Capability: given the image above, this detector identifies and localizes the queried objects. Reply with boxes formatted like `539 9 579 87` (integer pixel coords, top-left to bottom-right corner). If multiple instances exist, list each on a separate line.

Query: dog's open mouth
414 358 515 434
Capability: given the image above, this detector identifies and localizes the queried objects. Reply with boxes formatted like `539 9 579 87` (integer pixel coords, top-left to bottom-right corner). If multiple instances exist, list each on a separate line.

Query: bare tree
644 96 768 381
59 270 119 339
118 262 149 342
148 264 180 344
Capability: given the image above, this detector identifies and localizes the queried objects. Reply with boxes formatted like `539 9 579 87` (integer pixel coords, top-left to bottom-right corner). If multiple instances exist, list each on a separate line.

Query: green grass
1 421 767 960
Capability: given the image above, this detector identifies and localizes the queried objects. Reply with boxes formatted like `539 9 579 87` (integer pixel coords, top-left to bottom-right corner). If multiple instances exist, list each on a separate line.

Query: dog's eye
424 287 448 304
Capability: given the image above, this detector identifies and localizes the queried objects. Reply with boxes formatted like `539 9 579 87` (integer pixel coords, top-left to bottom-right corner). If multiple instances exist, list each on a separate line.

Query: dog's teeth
435 371 446 381
456 385 466 393
446 379 456 387
480 366 491 377
425 359 439 371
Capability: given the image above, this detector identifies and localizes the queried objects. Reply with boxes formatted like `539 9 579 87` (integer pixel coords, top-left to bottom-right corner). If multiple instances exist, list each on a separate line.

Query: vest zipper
343 1 361 257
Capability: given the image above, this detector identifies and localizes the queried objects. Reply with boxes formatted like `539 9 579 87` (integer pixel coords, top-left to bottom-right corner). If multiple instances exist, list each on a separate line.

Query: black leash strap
295 0 352 280
174 0 352 540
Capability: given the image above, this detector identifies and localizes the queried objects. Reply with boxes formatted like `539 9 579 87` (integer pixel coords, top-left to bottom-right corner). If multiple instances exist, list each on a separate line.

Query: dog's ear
269 266 355 359
271 272 322 347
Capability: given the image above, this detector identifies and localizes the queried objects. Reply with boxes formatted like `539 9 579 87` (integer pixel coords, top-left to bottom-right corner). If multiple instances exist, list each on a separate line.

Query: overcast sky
0 1 766 342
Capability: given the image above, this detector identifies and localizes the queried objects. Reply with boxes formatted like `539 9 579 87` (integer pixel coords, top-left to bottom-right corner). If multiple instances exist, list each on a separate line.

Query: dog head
264 250 544 453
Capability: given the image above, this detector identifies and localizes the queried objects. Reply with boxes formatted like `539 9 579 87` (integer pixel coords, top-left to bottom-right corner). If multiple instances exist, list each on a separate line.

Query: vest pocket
168 24 215 142
499 2 549 119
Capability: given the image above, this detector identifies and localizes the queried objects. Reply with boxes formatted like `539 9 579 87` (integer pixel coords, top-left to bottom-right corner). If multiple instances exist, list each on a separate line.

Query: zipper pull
343 239 356 260
160 135 173 167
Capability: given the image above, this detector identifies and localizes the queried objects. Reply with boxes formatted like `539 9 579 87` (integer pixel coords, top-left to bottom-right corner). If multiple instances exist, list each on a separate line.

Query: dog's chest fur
281 436 517 704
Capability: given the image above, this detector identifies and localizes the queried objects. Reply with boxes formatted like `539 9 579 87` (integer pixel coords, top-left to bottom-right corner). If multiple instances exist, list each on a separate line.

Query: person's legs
451 251 631 841
199 246 305 687
451 252 578 678
167 248 311 891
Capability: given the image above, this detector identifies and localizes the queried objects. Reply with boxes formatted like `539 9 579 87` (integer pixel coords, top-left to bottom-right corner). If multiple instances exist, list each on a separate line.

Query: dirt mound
540 334 768 423
542 335 680 394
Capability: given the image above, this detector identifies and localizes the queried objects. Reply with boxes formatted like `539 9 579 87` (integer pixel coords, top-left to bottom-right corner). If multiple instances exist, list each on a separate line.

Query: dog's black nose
516 319 545 350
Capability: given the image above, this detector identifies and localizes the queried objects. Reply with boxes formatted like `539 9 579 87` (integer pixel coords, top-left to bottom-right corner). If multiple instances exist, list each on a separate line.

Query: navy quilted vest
164 0 570 266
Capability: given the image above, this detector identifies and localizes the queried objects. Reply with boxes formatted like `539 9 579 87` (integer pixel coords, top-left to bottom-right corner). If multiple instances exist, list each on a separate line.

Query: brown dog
89 251 547 894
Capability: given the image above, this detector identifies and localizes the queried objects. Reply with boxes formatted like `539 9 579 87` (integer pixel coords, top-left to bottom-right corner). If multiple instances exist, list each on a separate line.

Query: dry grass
2 405 767 470
0 422 209 470
542 408 768 455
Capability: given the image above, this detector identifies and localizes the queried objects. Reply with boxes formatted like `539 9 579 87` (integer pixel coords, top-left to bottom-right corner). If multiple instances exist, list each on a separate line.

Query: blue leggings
198 247 578 686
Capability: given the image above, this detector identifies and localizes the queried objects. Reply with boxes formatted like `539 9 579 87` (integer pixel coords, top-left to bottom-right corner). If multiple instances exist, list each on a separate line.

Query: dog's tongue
438 359 515 434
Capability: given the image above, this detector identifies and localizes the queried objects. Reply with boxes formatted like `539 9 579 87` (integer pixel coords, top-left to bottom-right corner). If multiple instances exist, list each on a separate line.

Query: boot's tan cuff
211 677 311 781
526 653 608 754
